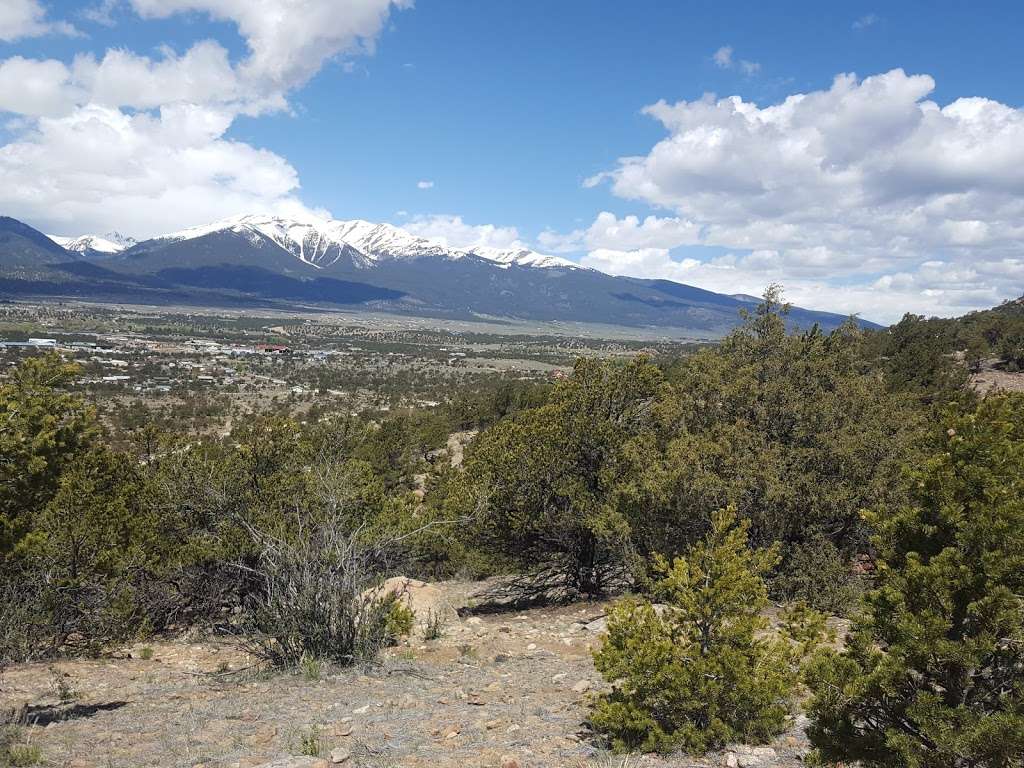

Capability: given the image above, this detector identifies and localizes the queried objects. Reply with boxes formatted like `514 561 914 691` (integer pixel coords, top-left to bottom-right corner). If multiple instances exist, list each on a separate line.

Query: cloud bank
0 0 407 237
569 69 1024 320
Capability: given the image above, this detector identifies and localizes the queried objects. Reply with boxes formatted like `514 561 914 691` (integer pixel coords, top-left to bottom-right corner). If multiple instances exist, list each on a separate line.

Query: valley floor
1 584 818 768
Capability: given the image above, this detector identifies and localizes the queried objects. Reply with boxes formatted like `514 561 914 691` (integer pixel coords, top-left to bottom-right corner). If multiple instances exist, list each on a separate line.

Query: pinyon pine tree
590 507 823 753
805 393 1024 768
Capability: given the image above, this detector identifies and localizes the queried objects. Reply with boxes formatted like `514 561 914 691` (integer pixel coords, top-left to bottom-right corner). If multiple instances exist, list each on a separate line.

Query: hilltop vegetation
1 290 1022 767
872 296 1024 380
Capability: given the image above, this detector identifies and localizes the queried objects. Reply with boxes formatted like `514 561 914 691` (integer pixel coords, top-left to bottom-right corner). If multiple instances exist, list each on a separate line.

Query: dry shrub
235 516 415 669
0 567 138 665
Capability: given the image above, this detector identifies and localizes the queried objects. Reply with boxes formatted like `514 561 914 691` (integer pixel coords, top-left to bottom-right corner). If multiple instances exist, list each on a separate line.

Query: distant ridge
0 214 877 335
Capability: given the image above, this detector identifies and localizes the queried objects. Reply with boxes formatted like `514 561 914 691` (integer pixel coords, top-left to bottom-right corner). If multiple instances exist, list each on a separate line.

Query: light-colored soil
1 585 815 768
971 366 1024 394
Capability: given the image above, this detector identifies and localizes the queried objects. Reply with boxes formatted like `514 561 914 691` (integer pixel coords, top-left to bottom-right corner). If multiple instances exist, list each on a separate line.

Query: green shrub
5 744 43 768
384 599 414 643
590 508 823 754
772 535 865 615
296 725 322 757
464 356 675 599
1 728 42 768
422 608 446 640
805 394 1024 767
299 653 322 681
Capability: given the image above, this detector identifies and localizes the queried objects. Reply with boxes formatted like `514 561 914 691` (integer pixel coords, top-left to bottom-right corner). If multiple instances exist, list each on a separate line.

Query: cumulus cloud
128 0 409 90
0 104 325 238
416 180 434 189
0 0 78 42
0 57 80 118
75 42 258 112
0 43 276 119
574 69 1024 319
539 211 702 253
0 0 408 236
401 214 523 250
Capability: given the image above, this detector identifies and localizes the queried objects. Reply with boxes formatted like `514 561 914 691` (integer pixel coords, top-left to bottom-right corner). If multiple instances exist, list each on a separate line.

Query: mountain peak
51 232 138 255
142 213 579 271
468 245 583 270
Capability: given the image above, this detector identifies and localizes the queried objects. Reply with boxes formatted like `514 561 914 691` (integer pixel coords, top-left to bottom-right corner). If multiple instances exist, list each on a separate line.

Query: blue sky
2 0 1023 321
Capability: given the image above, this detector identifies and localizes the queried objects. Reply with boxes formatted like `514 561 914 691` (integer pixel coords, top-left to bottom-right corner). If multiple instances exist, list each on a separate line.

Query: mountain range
0 214 875 335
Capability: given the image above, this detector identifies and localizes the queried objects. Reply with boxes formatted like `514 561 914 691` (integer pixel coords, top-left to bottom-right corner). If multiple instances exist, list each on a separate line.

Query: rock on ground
368 575 460 629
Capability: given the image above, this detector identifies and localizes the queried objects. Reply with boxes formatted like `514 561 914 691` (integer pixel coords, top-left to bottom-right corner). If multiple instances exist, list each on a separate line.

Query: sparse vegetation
2 292 1023 767
422 608 447 640
299 653 322 681
1 728 42 768
4 743 42 768
46 668 75 705
295 725 322 757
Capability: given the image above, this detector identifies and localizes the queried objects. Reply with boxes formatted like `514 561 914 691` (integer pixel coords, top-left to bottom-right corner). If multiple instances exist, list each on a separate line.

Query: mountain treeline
2 289 1022 766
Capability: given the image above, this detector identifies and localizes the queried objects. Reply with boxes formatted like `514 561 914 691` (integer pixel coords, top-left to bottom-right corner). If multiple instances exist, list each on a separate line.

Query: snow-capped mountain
51 232 137 257
0 214 875 334
468 245 580 270
149 214 371 269
329 219 460 263
143 214 582 271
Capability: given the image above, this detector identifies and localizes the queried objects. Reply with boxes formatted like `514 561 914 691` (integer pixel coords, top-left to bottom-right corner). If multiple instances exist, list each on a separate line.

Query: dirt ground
1 585 817 768
971 365 1024 394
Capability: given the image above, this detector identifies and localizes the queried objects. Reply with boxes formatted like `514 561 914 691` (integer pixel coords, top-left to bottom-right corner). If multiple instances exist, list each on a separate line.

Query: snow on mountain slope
51 232 137 254
468 245 583 270
145 214 581 272
238 216 371 268
147 215 368 268
328 219 459 263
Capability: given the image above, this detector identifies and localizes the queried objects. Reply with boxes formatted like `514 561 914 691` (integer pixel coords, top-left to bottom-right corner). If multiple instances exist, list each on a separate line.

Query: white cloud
0 0 407 236
578 69 1024 319
0 0 78 42
416 180 434 189
578 246 1012 323
128 0 410 90
712 45 759 75
536 228 584 253
584 211 701 250
583 247 700 283
0 41 290 119
402 214 523 250
0 57 80 118
75 42 257 112
0 104 325 238
81 0 120 27
538 211 701 253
